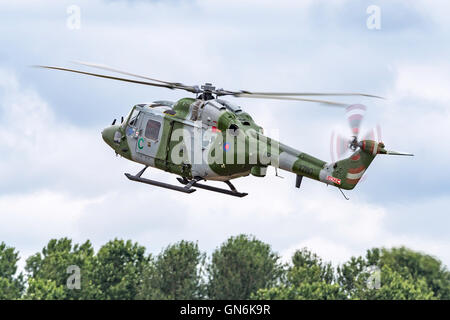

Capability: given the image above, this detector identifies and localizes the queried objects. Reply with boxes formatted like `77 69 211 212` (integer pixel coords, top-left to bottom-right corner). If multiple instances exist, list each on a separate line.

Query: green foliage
92 239 149 300
253 282 346 300
0 242 24 299
23 278 65 300
288 248 335 285
337 247 444 300
337 255 368 298
24 238 97 299
138 240 205 299
207 234 282 299
377 247 450 299
1 237 449 300
368 265 434 300
253 248 346 300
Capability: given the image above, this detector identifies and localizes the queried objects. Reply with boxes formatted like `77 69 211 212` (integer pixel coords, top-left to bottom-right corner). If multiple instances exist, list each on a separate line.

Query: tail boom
274 140 384 190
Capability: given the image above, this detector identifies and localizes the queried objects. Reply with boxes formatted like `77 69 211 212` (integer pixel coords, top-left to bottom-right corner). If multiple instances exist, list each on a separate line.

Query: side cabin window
145 119 161 141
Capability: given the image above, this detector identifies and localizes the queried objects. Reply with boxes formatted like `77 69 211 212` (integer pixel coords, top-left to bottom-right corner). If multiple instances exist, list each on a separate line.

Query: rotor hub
349 136 359 151
201 82 215 92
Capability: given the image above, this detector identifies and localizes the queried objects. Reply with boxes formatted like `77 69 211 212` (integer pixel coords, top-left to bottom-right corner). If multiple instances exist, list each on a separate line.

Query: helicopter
36 62 413 198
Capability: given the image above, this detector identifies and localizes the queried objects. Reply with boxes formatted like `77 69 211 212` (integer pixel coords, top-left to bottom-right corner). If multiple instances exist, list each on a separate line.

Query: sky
0 0 449 271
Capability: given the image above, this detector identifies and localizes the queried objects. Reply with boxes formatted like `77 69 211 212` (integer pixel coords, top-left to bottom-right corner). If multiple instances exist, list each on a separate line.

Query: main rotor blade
233 93 349 106
238 92 385 99
34 65 199 93
72 61 197 92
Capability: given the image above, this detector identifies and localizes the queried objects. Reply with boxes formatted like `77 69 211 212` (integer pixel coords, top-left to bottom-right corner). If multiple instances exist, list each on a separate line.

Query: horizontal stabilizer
385 150 414 156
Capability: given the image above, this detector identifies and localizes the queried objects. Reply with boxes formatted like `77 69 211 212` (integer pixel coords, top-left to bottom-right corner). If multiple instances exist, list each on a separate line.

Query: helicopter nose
101 125 117 148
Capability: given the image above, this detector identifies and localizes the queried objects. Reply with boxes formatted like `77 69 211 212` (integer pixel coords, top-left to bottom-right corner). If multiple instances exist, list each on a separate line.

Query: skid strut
176 177 248 198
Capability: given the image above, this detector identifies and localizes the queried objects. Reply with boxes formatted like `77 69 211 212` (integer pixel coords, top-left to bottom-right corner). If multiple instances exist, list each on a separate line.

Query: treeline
1 234 449 300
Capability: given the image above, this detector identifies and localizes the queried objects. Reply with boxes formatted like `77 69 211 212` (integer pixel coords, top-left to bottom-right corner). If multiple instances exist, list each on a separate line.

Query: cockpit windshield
121 107 141 133
128 109 140 127
121 107 142 137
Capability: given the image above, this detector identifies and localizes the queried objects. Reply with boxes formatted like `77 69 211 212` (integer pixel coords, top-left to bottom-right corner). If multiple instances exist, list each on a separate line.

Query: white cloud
394 63 450 104
0 0 449 275
0 190 103 241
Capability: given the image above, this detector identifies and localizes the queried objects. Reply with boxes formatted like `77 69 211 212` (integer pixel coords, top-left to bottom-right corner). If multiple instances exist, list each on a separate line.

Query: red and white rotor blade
346 104 366 138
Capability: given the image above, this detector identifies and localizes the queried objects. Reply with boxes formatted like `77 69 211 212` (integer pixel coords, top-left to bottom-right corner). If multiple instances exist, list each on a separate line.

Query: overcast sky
1 0 449 271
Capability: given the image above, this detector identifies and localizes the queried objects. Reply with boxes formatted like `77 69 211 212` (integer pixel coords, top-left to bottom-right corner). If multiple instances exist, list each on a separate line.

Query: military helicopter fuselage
101 96 388 195
37 63 412 198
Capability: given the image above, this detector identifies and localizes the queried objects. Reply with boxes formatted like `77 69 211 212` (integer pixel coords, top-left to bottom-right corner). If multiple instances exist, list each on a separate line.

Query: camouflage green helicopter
37 62 413 198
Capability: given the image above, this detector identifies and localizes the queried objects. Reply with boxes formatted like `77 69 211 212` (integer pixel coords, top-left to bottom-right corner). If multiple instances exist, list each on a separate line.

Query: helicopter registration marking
327 175 341 185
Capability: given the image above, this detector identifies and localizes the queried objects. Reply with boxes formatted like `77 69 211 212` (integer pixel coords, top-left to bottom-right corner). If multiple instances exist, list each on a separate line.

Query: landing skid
176 177 248 198
124 166 248 197
125 166 196 194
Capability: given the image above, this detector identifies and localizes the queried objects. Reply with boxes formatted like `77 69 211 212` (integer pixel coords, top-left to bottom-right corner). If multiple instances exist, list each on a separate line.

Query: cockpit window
145 119 161 141
128 109 140 127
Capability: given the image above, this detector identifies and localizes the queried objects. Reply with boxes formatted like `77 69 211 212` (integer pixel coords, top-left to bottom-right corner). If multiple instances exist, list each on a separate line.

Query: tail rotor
331 104 412 159
331 104 371 162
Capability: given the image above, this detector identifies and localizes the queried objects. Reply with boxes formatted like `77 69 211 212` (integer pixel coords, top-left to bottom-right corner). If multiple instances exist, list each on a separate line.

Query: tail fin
333 140 385 190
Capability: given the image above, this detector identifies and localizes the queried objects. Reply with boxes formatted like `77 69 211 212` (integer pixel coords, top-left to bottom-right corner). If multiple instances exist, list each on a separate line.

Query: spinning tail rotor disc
331 104 386 160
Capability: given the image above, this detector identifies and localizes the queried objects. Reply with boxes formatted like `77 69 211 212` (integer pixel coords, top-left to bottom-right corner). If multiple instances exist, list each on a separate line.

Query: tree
24 238 97 299
23 278 65 300
91 239 149 299
366 265 434 300
337 255 368 298
252 282 346 300
376 247 450 299
0 242 24 299
337 247 440 300
7 236 450 300
138 240 206 299
252 248 346 300
288 248 335 285
207 234 282 299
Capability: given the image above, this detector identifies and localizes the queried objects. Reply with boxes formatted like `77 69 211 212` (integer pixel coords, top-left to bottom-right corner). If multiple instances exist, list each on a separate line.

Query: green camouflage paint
103 98 396 193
